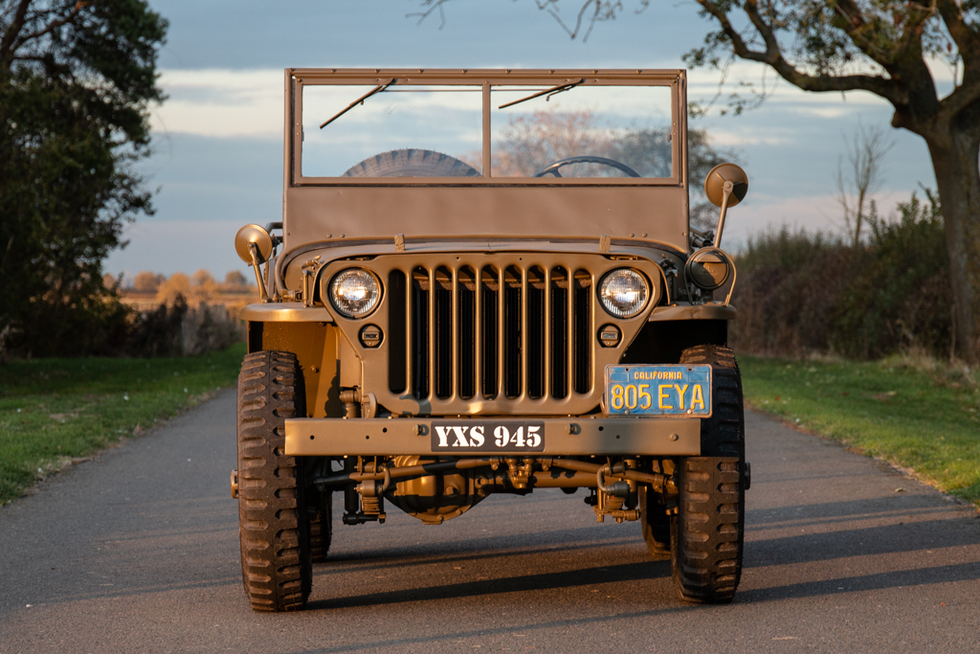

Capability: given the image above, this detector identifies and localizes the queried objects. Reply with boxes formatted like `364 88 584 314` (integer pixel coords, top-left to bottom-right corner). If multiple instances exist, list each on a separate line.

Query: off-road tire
670 344 746 603
343 148 481 178
639 485 671 558
237 350 312 611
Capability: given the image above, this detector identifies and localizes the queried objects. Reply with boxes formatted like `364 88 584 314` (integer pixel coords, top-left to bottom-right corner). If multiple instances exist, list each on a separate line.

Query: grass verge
0 343 245 504
739 353 980 507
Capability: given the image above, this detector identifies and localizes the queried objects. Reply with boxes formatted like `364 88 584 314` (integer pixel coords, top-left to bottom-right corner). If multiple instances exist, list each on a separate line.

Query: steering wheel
533 155 641 178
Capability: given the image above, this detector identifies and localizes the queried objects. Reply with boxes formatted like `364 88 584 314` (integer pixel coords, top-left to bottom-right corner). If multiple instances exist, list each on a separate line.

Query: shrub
731 190 952 359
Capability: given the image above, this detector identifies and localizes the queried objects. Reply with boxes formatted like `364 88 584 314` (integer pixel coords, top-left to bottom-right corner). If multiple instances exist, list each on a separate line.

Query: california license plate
605 365 712 417
431 421 545 453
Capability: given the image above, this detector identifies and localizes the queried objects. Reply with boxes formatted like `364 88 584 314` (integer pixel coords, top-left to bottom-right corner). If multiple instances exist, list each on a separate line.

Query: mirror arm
248 242 271 302
713 181 734 249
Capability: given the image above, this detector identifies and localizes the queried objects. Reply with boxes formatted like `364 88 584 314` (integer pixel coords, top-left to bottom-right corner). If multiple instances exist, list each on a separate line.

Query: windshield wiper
319 78 397 129
497 78 585 110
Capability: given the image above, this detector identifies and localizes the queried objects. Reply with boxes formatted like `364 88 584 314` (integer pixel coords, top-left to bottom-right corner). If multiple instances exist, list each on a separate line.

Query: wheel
669 344 746 603
639 485 671 558
309 490 333 564
343 148 481 177
237 350 312 611
533 155 640 178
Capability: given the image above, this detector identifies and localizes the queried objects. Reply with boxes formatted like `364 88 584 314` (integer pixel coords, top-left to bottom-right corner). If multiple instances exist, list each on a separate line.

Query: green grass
739 353 980 507
0 343 245 504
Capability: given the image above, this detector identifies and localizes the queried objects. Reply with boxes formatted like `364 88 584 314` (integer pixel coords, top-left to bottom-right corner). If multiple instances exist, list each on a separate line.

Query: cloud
150 69 285 139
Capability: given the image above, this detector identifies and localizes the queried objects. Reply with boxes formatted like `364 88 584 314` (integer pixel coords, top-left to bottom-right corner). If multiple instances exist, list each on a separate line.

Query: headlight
329 268 381 318
599 269 649 318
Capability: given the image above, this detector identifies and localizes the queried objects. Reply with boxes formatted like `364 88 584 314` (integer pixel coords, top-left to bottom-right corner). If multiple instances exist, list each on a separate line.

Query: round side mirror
704 163 749 208
235 224 273 264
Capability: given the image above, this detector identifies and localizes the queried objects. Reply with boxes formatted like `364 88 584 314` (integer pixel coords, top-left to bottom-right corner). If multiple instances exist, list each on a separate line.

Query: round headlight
330 268 381 318
599 269 649 318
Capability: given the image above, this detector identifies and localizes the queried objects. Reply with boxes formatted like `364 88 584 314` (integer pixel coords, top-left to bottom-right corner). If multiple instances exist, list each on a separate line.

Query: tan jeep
231 68 750 611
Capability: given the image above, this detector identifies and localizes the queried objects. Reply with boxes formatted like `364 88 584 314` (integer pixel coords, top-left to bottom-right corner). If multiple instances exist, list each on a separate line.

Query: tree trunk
925 123 980 363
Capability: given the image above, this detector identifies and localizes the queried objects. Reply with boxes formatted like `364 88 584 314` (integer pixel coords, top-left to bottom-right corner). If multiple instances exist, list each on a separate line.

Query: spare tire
343 148 481 178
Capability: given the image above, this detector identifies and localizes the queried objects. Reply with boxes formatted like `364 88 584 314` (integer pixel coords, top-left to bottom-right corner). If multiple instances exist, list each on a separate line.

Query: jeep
231 68 750 611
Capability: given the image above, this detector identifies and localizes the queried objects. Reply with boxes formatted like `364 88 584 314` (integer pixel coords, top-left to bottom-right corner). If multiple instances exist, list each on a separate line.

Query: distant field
119 289 255 311
739 354 980 507
0 344 245 504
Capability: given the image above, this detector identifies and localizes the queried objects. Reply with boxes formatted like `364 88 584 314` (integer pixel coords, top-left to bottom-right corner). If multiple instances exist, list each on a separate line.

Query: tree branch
935 0 980 69
12 2 85 53
0 0 33 69
407 0 449 28
695 0 907 106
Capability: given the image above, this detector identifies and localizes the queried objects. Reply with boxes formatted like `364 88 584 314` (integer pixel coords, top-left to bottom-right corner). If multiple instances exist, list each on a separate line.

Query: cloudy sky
104 0 940 279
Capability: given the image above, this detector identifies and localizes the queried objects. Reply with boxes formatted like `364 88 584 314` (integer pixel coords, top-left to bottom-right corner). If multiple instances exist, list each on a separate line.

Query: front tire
670 345 746 603
237 350 312 611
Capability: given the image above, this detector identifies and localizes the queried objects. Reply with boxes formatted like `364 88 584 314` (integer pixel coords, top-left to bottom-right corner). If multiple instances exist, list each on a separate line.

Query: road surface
1 390 978 653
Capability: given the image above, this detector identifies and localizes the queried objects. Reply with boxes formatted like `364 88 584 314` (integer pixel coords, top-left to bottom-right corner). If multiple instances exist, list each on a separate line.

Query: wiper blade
497 78 584 110
319 79 397 129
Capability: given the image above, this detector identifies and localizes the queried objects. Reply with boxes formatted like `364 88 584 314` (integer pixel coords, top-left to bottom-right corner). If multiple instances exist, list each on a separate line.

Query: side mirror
235 224 274 301
234 224 273 264
704 163 748 249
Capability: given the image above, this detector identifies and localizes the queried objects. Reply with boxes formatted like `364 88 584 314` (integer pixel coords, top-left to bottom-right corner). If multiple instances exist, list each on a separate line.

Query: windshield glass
490 85 672 178
299 75 676 180
303 84 484 178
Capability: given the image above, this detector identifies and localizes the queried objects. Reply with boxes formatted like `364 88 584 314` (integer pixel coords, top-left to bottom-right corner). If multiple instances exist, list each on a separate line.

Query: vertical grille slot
527 267 546 399
480 266 499 399
389 260 596 405
550 267 569 399
573 269 593 394
458 267 477 400
504 266 523 399
434 267 454 399
387 269 407 394
411 267 430 399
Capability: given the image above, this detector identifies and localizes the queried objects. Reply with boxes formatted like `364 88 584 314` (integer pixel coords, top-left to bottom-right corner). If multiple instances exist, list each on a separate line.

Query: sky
104 0 940 280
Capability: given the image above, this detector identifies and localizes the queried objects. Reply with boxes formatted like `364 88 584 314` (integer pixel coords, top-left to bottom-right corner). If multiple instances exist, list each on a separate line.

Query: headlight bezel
329 267 383 319
598 268 651 319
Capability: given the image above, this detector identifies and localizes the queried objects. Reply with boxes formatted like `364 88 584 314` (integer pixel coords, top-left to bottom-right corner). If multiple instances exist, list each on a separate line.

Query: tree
133 270 164 293
416 0 980 361
156 272 190 306
0 0 168 356
224 270 250 289
835 124 893 248
476 109 736 229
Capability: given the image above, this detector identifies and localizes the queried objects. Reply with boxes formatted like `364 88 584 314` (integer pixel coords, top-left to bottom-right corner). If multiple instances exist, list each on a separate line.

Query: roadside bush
731 190 952 359
4 293 244 360
126 295 244 358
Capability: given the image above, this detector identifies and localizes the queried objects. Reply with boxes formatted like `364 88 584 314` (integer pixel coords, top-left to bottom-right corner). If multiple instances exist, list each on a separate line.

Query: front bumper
284 416 701 457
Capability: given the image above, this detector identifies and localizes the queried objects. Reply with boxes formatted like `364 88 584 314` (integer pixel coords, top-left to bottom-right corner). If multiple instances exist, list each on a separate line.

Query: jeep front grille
386 264 594 402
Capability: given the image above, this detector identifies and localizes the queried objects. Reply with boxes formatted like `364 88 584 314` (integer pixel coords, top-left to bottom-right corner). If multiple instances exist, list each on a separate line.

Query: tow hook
230 469 239 499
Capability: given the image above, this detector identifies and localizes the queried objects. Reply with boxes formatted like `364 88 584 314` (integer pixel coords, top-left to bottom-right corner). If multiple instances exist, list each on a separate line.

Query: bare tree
835 124 893 248
468 109 735 228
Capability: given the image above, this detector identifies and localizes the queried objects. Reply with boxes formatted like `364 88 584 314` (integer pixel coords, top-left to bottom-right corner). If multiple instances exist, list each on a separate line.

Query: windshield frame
287 68 688 188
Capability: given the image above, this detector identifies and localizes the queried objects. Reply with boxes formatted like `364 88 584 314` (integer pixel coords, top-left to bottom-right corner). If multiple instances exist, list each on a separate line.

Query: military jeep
231 68 750 612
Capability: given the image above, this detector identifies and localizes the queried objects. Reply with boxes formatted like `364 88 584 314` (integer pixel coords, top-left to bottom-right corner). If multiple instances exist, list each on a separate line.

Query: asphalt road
1 390 979 654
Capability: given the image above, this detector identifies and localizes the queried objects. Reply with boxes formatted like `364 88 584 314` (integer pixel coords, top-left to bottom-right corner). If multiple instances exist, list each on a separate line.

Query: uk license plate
605 365 712 417
431 421 545 453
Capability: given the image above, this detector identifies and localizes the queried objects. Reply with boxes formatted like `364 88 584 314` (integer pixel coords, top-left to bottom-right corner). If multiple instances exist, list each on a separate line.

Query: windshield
297 72 677 181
